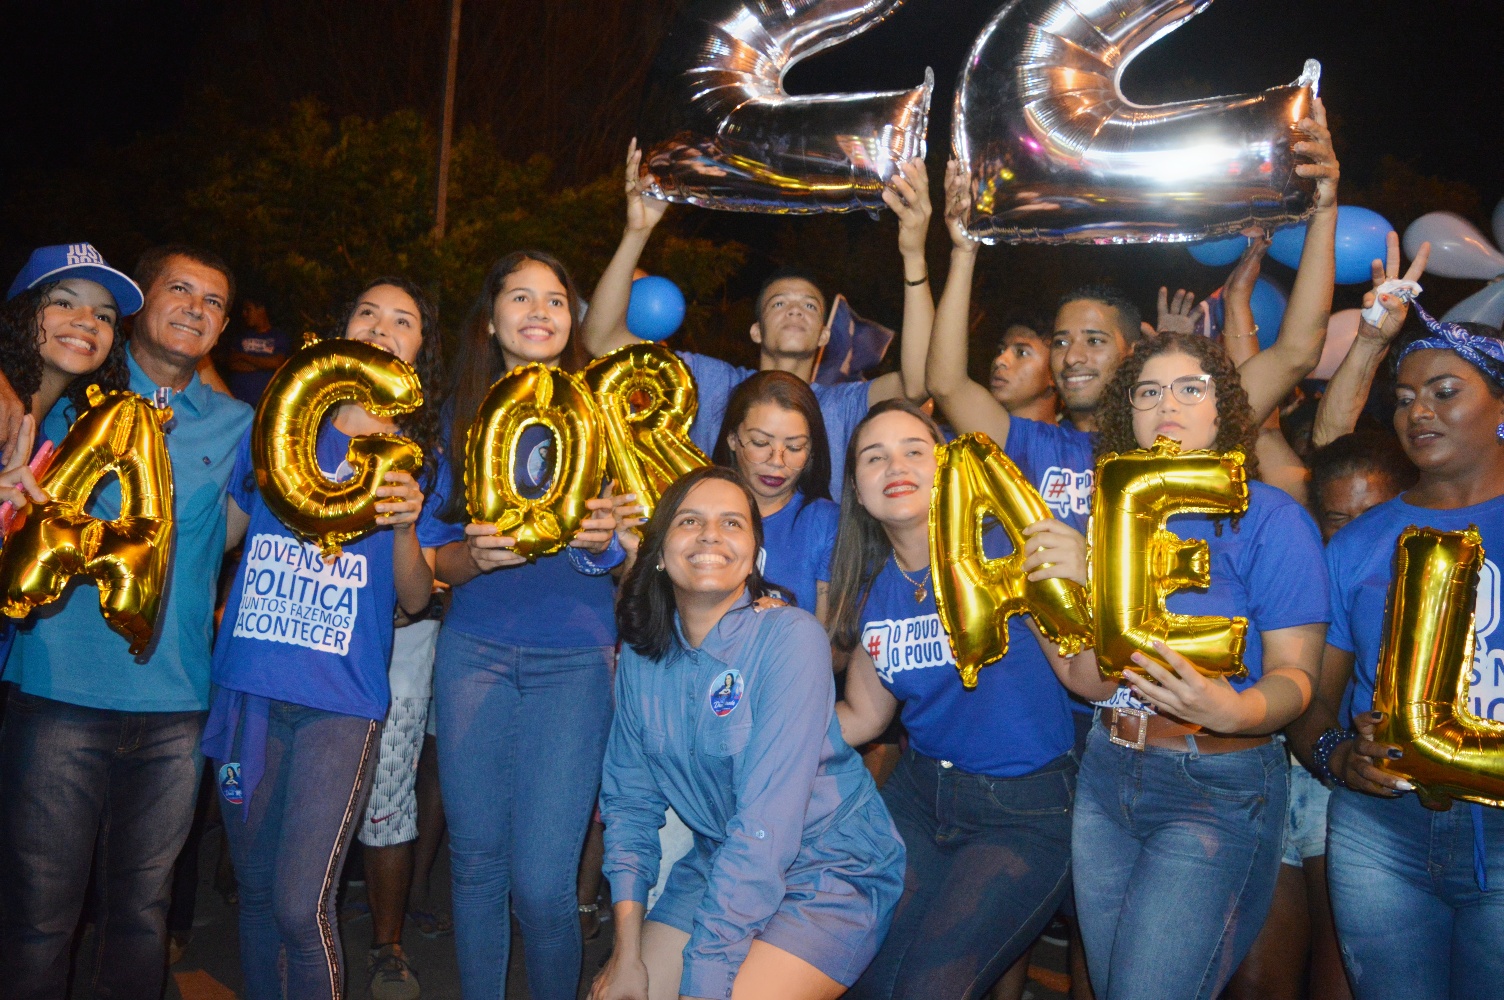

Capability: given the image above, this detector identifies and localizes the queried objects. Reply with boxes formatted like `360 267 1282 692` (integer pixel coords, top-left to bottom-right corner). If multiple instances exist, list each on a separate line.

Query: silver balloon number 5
637 0 934 215
955 0 1321 244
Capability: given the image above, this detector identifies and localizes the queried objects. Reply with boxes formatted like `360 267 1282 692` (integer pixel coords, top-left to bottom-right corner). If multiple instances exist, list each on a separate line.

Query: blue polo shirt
3 353 253 712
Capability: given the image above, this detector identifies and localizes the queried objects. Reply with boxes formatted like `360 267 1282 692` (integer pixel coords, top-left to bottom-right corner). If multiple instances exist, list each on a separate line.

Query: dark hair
0 282 131 421
133 244 237 309
994 309 1050 357
754 265 826 320
443 251 587 521
711 370 833 503
1390 318 1504 397
1308 430 1417 509
616 466 773 660
331 277 447 493
1057 284 1143 344
826 398 947 651
1094 332 1262 481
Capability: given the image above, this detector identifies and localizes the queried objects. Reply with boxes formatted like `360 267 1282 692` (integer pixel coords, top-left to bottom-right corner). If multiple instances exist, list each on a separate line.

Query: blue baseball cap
6 243 144 316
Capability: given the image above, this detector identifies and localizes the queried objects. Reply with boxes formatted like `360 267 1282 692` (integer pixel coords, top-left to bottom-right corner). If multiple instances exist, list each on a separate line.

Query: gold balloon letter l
1091 437 1250 680
583 343 710 522
929 433 1093 689
1373 526 1504 809
0 386 174 653
253 338 424 559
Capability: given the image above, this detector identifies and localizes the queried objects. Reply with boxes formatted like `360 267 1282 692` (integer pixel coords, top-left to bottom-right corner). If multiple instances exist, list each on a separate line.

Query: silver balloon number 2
637 0 934 215
955 0 1322 244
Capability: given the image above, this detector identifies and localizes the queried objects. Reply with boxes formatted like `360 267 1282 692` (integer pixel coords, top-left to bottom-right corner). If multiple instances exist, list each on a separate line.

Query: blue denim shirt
600 596 884 999
4 353 252 711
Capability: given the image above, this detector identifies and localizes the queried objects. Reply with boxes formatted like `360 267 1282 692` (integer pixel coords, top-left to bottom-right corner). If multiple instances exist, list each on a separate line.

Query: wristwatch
1312 726 1356 788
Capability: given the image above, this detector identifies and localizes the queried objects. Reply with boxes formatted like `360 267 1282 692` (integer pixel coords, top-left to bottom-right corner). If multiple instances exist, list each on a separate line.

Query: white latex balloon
1443 280 1504 329
1314 309 1362 380
1493 197 1504 257
1403 212 1504 280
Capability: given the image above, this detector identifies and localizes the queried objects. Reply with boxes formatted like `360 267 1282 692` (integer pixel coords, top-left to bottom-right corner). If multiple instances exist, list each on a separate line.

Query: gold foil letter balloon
1091 437 1250 680
253 337 424 558
954 0 1320 244
1372 526 1504 809
583 343 710 520
0 387 174 653
465 364 604 561
636 0 932 213
929 433 1093 688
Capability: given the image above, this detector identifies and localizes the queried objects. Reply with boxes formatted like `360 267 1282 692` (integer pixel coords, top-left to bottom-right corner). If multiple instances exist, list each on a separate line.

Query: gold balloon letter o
1091 436 1250 680
465 364 604 562
253 338 425 559
0 386 175 653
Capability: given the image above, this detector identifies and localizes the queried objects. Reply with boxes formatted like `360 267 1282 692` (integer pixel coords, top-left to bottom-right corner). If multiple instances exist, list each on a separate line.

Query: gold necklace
893 555 930 604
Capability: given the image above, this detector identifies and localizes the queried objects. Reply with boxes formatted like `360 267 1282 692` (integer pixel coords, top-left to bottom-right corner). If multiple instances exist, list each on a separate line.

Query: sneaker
369 945 420 1000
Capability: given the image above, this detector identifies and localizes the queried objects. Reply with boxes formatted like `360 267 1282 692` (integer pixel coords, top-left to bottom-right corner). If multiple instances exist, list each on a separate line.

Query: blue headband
1394 301 1504 387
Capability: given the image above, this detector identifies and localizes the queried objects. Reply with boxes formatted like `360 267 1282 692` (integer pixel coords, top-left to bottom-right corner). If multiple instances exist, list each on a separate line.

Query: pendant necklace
893 555 931 604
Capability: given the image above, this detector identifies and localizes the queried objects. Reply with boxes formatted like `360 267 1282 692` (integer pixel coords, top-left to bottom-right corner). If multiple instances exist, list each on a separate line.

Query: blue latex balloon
1248 278 1288 350
1268 206 1392 285
626 275 686 341
1188 234 1252 267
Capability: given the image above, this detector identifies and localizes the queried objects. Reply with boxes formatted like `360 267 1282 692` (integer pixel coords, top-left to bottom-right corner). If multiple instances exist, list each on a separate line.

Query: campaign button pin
708 669 744 717
219 762 244 805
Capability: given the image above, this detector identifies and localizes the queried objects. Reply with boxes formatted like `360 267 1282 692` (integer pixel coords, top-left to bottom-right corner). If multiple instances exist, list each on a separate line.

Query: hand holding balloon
1330 711 1410 798
1293 98 1340 212
0 416 48 522
571 489 619 556
884 159 932 258
942 160 976 255
624 139 669 236
1358 232 1430 342
609 487 646 568
462 523 528 573
1020 519 1088 586
374 470 424 530
1124 641 1255 733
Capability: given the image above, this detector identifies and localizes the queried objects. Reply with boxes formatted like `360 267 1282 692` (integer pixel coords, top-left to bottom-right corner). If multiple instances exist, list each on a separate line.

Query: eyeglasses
1128 374 1213 410
734 434 810 468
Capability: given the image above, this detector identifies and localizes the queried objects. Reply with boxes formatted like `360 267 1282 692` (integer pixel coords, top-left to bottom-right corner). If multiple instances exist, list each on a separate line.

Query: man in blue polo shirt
0 245 254 999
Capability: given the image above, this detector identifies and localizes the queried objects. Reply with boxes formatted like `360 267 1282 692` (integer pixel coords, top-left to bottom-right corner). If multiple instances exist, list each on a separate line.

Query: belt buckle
1109 707 1151 750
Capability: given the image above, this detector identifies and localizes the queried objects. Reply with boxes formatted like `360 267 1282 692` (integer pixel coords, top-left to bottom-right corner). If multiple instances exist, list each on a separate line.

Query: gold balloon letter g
0 386 175 653
1091 437 1249 680
253 337 425 559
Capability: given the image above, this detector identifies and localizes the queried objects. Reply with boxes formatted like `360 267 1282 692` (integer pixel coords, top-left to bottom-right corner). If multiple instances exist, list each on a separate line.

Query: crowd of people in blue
0 97 1501 1000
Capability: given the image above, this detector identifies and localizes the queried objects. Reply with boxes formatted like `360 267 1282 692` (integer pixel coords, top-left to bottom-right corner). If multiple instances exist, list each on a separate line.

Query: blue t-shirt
1097 481 1331 712
1327 493 1504 725
682 352 868 502
1004 416 1095 532
227 326 294 406
432 422 618 648
209 425 451 721
4 355 253 712
758 495 838 614
857 534 1075 776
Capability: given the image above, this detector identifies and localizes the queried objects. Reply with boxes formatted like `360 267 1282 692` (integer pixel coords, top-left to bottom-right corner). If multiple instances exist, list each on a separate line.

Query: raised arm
1310 233 1430 447
581 140 669 358
1220 237 1273 367
868 158 935 405
924 160 1011 443
1239 97 1339 424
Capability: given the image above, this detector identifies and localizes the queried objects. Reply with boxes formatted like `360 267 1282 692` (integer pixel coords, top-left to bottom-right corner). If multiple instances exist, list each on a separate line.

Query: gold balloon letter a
583 344 710 522
1091 437 1249 680
1373 526 1504 809
0 387 174 653
930 433 1093 689
253 337 424 559
465 364 604 562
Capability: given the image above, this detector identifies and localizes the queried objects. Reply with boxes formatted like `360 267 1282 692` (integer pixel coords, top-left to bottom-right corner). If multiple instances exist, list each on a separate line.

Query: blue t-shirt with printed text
682 352 868 502
1004 415 1095 532
858 531 1075 776
758 494 838 614
1327 492 1504 725
1096 481 1331 712
210 425 451 721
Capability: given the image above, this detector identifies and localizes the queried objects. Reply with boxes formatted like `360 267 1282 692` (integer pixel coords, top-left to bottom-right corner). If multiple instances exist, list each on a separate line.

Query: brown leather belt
1100 708 1271 754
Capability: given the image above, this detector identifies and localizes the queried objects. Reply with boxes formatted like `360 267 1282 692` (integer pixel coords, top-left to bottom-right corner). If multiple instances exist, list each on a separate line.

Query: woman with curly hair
1057 332 1330 1000
202 277 452 1000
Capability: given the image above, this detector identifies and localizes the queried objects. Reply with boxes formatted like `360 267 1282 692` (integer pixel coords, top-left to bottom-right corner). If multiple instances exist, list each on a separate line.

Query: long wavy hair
617 466 773 661
443 251 588 521
329 276 447 492
1094 332 1261 481
711 370 833 504
826 398 946 652
0 283 131 424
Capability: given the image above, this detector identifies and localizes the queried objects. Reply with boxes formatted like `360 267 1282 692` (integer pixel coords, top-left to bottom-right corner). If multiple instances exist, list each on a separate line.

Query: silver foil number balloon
955 0 1321 245
637 0 933 214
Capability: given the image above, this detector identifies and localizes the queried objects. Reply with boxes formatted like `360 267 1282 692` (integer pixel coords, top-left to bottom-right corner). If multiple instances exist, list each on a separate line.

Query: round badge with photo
708 669 745 718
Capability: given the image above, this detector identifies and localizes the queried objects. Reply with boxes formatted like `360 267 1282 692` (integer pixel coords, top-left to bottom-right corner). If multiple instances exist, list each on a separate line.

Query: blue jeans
848 748 1077 1000
1072 723 1288 1000
1327 788 1504 1000
434 629 614 1000
218 700 378 1000
0 689 205 1000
